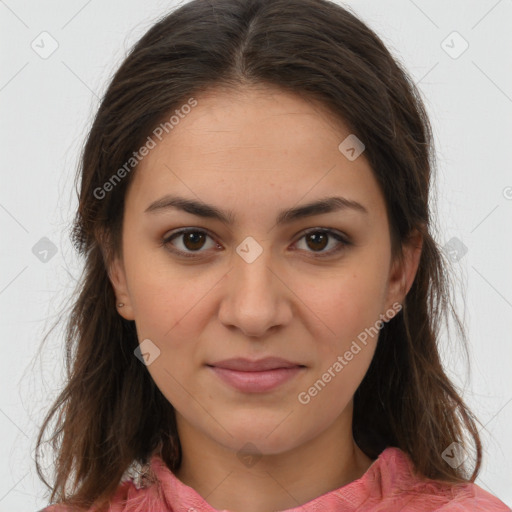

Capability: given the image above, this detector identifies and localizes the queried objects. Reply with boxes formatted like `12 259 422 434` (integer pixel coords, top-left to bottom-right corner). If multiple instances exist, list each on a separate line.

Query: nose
218 242 293 338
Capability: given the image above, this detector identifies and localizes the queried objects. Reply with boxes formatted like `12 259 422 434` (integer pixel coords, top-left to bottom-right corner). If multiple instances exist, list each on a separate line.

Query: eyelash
160 227 351 259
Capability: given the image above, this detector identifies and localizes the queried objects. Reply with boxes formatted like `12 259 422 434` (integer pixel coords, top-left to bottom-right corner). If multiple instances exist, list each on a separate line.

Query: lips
207 357 305 371
206 357 306 393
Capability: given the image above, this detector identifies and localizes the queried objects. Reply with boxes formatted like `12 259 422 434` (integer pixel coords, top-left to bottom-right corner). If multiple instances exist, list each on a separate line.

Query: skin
109 85 422 512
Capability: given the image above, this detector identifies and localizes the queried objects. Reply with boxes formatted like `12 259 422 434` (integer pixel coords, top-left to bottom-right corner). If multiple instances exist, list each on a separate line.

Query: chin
218 419 303 455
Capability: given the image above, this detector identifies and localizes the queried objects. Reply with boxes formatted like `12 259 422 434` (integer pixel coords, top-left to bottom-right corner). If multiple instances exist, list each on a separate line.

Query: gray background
0 0 511 509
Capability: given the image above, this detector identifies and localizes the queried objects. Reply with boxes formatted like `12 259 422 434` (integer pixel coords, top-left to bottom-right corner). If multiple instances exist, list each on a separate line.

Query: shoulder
412 480 511 511
36 479 137 512
36 468 166 512
36 457 170 512
378 447 511 511
417 482 511 511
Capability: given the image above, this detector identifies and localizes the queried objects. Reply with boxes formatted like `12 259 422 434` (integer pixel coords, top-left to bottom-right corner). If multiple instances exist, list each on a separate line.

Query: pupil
308 232 327 251
185 232 205 250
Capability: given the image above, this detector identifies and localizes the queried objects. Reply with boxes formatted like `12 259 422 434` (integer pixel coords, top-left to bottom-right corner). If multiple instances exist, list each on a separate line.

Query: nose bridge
233 235 276 301
235 237 272 290
219 235 289 336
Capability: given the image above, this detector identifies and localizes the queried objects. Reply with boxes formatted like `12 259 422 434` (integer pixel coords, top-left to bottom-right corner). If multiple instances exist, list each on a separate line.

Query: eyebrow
144 194 368 226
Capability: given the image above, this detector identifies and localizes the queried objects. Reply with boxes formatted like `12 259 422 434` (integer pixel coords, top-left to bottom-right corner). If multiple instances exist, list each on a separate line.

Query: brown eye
182 231 207 251
162 229 218 257
305 231 329 251
295 229 350 257
162 227 350 259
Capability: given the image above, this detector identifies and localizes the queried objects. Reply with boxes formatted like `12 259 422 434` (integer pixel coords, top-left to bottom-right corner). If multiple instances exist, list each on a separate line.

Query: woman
36 0 510 510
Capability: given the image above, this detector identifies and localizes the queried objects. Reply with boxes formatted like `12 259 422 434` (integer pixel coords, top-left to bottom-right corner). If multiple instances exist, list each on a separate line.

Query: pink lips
207 357 305 393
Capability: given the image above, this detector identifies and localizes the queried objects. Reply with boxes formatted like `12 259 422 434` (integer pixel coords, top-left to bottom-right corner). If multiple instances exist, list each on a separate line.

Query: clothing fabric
40 446 511 511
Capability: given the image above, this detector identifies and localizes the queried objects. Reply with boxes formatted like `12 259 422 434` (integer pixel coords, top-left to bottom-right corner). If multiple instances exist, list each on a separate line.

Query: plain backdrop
0 0 511 510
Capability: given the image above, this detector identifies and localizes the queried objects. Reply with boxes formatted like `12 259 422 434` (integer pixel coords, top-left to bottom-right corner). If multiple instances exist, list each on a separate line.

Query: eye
162 228 219 258
161 227 351 258
294 228 350 257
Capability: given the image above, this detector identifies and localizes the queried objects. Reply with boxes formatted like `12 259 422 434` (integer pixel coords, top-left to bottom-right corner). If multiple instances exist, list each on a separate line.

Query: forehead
165 85 352 159
126 86 386 222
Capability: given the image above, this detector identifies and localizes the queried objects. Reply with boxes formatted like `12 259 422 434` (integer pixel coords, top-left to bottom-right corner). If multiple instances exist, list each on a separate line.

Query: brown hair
36 0 484 509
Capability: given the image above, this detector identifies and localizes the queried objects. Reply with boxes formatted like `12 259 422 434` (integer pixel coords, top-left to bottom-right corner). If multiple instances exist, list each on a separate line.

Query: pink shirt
41 446 510 511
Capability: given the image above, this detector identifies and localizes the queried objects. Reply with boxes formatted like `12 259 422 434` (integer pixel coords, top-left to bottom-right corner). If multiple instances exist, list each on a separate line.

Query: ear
108 256 135 321
385 228 423 310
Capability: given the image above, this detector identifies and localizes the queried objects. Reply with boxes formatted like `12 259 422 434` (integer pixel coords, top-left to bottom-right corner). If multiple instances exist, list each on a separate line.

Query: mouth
207 356 305 372
206 357 306 393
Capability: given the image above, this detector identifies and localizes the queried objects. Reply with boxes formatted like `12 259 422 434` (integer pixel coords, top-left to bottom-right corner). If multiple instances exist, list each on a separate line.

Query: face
109 86 421 457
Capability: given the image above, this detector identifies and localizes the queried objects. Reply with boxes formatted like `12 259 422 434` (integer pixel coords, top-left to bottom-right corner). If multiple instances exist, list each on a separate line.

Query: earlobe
108 257 135 321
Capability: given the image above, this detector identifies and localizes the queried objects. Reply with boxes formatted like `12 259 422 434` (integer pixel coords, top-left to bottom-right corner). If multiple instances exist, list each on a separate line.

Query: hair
35 0 485 510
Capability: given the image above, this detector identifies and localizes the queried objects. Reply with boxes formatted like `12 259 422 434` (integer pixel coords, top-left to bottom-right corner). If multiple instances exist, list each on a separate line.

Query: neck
174 411 374 512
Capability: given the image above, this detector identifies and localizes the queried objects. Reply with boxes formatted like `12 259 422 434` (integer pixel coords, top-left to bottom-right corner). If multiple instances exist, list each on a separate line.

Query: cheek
124 237 208 334
125 255 223 394
294 260 389 354
293 269 384 418
126 265 208 407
